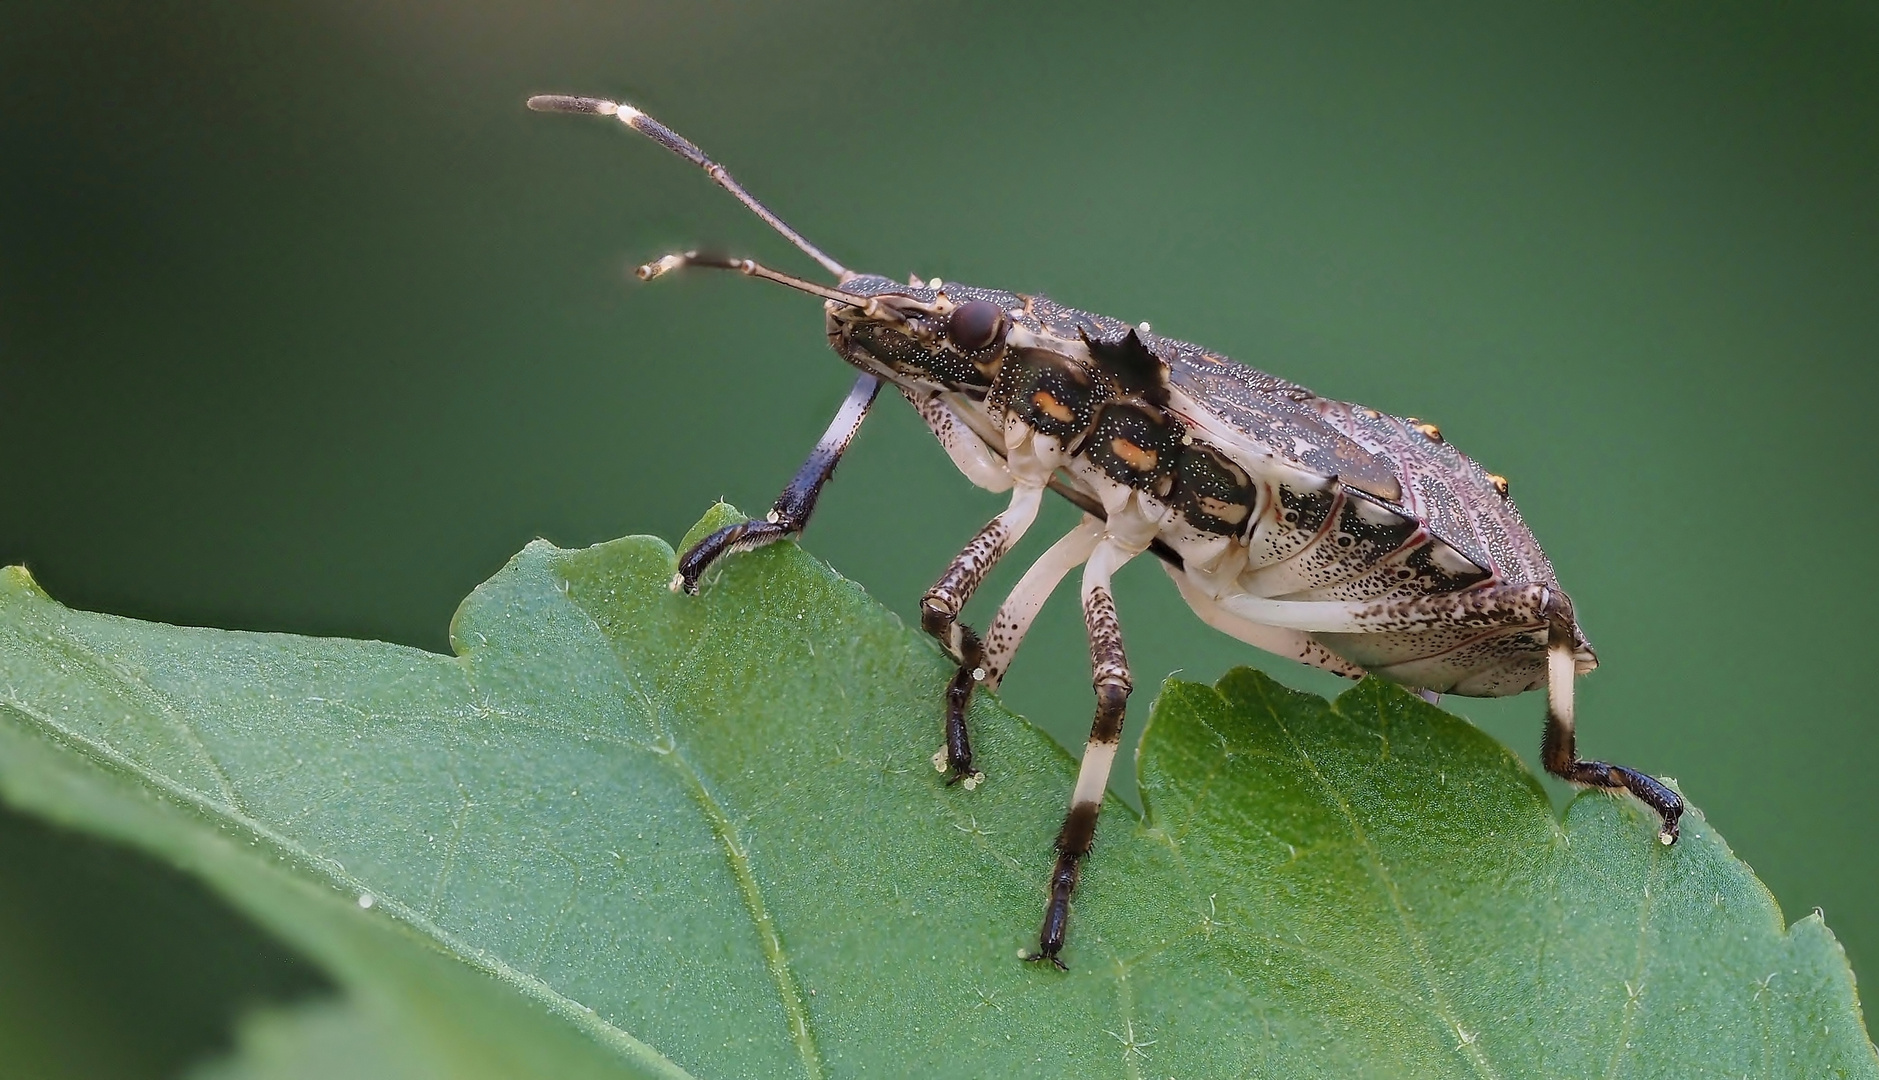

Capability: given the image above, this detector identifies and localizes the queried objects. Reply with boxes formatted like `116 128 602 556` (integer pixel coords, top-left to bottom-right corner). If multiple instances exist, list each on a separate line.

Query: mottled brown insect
528 93 1683 969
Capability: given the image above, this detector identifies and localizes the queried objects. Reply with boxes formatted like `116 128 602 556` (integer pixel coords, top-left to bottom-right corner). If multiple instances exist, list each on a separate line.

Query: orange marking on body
1033 391 1075 424
1111 438 1158 472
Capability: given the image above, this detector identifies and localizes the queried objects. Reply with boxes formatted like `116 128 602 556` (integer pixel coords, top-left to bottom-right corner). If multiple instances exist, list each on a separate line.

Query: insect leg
1158 561 1367 680
981 519 1104 690
901 390 1015 493
1540 623 1684 844
1217 586 1681 841
921 484 1046 783
671 373 881 594
1215 583 1557 634
1029 538 1138 970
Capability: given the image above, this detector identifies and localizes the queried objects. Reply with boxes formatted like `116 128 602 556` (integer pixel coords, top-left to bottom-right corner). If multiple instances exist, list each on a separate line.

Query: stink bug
527 93 1683 969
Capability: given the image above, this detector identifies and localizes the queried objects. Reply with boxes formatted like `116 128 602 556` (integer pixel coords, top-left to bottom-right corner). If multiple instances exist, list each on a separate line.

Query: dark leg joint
1091 679 1130 744
941 622 985 784
920 592 963 653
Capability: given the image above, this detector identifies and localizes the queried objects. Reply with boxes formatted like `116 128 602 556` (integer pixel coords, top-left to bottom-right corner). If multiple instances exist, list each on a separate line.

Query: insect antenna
637 251 903 321
527 94 850 281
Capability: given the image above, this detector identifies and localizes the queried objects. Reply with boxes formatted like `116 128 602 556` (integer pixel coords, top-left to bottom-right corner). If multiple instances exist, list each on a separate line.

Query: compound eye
947 300 1003 351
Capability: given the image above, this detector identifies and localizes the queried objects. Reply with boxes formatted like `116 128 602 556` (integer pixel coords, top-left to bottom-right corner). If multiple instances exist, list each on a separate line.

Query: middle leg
1030 538 1139 969
982 518 1105 691
921 483 1045 784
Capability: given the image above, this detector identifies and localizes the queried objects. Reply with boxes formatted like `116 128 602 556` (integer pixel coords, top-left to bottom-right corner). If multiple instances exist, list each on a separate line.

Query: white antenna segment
528 94 850 281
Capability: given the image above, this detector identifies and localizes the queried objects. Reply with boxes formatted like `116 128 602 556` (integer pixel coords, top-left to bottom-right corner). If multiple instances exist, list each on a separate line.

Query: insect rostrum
527 92 1684 970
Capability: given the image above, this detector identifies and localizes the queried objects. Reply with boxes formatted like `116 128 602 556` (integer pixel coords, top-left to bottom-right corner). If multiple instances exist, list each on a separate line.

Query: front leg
921 483 1044 784
672 374 880 594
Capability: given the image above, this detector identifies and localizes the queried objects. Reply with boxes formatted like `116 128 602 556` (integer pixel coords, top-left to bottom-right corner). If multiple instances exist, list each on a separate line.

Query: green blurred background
3 0 1875 1072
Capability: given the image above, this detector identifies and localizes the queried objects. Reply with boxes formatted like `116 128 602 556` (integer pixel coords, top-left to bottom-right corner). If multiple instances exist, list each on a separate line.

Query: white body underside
927 383 1563 699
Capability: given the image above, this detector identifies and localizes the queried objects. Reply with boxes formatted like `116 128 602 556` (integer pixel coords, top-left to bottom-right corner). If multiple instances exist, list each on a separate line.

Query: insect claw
1022 950 1069 971
942 768 984 789
1657 809 1682 845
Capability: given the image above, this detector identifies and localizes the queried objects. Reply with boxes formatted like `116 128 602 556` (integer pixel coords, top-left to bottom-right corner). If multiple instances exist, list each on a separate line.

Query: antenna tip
527 94 619 116
637 254 687 281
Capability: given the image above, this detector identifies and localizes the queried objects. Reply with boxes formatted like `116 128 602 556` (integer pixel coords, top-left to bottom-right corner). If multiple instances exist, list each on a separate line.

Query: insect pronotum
527 92 1683 969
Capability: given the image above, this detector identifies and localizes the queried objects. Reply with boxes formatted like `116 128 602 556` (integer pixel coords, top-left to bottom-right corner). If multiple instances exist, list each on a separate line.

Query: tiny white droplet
358 893 375 909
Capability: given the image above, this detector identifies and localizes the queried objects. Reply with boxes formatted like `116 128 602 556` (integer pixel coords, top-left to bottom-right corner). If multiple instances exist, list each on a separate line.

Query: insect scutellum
529 91 1685 971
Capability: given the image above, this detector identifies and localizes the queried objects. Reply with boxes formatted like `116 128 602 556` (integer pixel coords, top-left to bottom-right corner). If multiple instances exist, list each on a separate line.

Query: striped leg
1030 539 1138 969
672 374 881 593
921 484 1046 784
1540 623 1684 844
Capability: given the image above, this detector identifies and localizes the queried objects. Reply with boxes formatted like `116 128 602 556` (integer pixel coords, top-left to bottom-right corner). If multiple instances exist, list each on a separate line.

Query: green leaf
1 504 1873 1078
186 1001 437 1080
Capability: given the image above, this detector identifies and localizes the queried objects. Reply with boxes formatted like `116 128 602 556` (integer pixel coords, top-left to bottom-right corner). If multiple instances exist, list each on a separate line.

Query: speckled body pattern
525 89 1682 969
829 274 1593 699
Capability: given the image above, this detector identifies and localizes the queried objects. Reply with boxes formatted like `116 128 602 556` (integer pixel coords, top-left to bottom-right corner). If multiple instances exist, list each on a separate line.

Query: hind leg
1540 623 1683 844
1216 585 1683 843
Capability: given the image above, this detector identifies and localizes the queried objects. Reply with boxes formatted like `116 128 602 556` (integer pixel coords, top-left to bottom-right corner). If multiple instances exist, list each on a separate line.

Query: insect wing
1163 350 1404 502
1314 399 1554 592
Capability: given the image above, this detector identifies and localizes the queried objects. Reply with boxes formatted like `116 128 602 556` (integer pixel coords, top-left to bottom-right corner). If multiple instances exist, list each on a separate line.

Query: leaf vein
663 739 825 1080
39 618 250 814
0 696 697 1080
1274 683 1504 1080
548 571 826 1079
